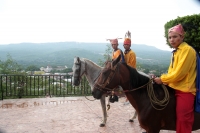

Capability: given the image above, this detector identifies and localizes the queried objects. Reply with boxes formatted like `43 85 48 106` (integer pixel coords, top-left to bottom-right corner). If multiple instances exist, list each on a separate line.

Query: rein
122 78 170 110
95 62 170 110
84 95 96 101
80 60 86 78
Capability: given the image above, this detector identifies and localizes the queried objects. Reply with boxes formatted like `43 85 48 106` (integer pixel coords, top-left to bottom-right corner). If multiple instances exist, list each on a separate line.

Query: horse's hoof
129 119 134 122
99 123 105 127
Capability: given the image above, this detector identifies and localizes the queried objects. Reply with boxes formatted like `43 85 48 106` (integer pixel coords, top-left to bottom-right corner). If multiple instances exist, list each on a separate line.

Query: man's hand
154 77 163 84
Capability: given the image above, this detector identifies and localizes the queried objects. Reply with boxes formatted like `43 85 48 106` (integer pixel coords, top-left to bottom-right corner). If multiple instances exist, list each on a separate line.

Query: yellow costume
112 49 121 59
161 42 196 95
123 31 137 68
124 50 136 68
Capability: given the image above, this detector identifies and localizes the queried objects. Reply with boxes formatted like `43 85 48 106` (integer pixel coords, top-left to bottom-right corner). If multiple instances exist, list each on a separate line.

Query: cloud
0 0 199 51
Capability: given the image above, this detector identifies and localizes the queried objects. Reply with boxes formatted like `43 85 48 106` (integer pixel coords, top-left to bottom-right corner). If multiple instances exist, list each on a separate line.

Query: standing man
107 38 124 103
154 24 197 133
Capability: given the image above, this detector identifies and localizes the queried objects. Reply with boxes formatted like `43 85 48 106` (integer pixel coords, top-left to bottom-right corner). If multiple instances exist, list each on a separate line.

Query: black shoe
114 95 118 102
109 95 118 103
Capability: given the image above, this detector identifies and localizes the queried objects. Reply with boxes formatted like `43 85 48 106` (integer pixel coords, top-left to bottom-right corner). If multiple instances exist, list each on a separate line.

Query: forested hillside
0 42 171 69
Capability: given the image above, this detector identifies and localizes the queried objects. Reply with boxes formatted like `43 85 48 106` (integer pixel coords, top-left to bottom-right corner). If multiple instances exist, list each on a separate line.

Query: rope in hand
147 82 170 110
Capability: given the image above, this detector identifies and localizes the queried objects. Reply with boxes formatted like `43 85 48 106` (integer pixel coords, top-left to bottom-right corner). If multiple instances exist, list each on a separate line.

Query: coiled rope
147 82 170 110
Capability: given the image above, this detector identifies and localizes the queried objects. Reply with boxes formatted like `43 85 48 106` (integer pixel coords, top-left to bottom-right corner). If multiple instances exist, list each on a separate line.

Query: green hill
0 42 171 68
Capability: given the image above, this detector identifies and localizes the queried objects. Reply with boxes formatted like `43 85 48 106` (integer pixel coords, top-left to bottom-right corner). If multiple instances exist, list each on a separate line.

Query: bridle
94 62 170 110
94 61 119 93
74 59 97 101
94 61 152 93
75 59 101 84
74 59 86 82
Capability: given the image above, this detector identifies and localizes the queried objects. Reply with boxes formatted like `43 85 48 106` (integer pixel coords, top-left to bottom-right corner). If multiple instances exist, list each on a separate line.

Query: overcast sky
0 0 200 51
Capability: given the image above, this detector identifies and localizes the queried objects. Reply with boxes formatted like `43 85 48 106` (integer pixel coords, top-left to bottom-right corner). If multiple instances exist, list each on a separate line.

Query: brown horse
92 55 200 133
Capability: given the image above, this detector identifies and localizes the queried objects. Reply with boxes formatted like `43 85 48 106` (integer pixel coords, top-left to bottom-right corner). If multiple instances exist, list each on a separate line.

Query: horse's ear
77 57 80 62
112 54 121 66
74 57 80 63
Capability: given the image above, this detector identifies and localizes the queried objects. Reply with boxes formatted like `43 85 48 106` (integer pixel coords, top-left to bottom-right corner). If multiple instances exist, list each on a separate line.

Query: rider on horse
107 38 124 103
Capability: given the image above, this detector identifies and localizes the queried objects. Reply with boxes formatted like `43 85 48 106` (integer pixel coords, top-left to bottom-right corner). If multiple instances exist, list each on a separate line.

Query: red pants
175 90 195 133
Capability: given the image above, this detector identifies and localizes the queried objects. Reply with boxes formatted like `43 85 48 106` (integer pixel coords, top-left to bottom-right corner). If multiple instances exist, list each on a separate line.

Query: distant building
40 66 53 72
54 66 68 71
40 65 67 73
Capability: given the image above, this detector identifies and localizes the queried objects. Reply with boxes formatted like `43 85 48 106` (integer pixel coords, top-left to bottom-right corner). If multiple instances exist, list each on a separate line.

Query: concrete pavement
1 96 200 133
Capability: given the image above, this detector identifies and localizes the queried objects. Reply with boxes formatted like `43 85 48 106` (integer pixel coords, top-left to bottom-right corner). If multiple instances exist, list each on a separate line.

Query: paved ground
0 96 200 133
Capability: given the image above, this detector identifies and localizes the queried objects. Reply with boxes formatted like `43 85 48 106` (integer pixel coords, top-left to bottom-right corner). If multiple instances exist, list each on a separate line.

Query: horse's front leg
129 111 137 122
100 94 107 127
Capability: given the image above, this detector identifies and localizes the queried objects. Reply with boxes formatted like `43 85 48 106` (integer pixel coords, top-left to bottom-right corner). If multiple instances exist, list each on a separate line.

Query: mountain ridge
0 42 171 68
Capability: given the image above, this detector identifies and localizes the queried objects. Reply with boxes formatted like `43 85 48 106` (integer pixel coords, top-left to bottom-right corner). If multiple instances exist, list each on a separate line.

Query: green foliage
98 43 112 66
60 68 72 73
0 54 22 74
1 74 92 99
0 42 171 75
0 43 105 68
0 42 170 69
51 68 72 73
164 14 200 53
143 68 150 74
25 65 40 71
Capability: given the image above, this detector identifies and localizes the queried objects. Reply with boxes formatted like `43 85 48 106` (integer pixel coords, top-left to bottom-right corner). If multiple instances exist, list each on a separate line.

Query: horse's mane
81 58 103 69
125 64 150 88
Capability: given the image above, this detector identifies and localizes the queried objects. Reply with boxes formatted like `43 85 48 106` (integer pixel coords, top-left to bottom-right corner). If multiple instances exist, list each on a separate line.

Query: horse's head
92 55 122 99
72 57 85 86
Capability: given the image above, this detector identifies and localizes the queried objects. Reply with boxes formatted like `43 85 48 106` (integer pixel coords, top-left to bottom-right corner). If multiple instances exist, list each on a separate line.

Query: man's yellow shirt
161 42 196 95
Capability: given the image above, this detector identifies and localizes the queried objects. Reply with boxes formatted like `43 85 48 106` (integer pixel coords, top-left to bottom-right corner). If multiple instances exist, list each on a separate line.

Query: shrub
164 14 200 54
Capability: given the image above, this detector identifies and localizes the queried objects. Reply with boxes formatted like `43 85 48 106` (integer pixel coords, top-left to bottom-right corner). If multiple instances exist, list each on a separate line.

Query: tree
61 68 72 73
164 14 200 54
98 43 112 66
143 68 150 74
0 54 22 74
25 65 40 71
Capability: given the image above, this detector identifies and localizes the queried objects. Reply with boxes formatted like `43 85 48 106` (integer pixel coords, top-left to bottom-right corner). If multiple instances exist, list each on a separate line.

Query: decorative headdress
106 38 122 44
168 24 185 36
124 31 131 45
